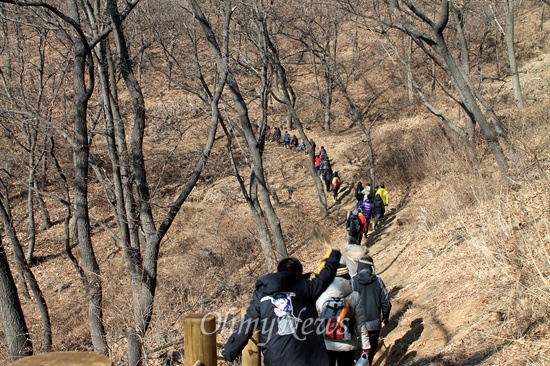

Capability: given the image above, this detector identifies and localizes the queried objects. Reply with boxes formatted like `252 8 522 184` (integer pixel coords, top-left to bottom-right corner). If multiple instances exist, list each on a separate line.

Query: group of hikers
220 125 393 365
258 125 310 154
345 183 389 245
315 146 341 200
222 245 391 366
260 125 342 201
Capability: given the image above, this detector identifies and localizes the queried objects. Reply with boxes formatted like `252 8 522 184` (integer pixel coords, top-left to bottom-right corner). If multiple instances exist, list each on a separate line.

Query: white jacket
316 277 371 352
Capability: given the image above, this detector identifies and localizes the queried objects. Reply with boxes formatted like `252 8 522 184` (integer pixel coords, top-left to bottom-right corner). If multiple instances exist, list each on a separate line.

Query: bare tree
501 0 524 109
188 0 288 259
0 234 33 361
382 0 511 171
0 192 51 351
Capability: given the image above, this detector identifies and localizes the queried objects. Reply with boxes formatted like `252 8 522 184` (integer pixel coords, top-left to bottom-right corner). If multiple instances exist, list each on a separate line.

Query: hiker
300 139 307 153
283 131 291 148
341 244 369 278
310 139 316 154
291 134 299 152
332 172 341 200
357 210 368 245
222 249 342 366
316 264 371 366
355 182 365 208
319 146 328 160
319 157 330 178
372 193 385 230
346 210 363 245
315 155 322 173
324 168 334 193
272 127 281 144
361 183 371 202
360 194 375 238
353 258 391 366
375 184 389 212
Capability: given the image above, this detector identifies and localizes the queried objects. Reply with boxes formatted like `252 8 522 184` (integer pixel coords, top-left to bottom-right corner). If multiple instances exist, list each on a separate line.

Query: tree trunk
189 0 289 259
0 236 33 361
225 127 277 270
68 0 108 354
0 234 33 361
503 0 524 109
0 199 51 351
433 32 509 172
324 69 333 133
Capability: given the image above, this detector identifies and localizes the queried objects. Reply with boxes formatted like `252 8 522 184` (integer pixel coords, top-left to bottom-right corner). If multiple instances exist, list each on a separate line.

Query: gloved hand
383 317 389 325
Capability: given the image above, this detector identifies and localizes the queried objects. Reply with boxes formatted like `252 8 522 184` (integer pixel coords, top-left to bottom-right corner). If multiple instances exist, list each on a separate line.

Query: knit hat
336 263 349 277
352 209 359 216
357 256 375 273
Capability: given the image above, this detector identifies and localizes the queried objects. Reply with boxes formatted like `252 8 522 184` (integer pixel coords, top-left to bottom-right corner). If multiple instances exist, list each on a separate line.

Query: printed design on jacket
261 292 300 335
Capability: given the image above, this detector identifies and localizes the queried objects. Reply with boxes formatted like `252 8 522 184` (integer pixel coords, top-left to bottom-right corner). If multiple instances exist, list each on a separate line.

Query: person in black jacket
352 258 391 366
372 193 385 230
355 182 365 209
222 248 342 366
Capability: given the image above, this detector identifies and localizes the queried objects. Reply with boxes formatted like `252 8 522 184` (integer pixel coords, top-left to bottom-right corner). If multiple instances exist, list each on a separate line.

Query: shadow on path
377 318 424 366
408 342 512 366
380 300 413 338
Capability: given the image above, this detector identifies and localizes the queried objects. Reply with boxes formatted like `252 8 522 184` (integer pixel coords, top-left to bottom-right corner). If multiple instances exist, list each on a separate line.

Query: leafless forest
0 0 549 365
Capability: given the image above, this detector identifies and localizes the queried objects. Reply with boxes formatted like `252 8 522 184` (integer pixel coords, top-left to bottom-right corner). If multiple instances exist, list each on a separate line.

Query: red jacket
358 214 368 234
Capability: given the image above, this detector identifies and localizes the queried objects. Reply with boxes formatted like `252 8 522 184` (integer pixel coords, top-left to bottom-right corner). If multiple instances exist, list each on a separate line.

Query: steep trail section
364 193 508 366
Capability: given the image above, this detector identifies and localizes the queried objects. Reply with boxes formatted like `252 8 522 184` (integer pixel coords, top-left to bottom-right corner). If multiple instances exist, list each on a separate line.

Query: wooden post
241 307 261 366
184 313 217 366
10 351 112 365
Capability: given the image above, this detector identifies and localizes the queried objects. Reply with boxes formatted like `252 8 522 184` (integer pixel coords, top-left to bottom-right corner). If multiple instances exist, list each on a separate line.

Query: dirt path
366 207 456 366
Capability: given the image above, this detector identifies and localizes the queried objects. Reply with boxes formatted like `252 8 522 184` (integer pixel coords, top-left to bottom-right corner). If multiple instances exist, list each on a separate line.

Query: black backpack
348 216 362 233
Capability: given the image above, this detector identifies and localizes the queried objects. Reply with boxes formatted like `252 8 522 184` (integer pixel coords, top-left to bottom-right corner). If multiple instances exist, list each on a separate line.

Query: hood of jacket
354 269 377 285
255 271 302 295
322 277 353 298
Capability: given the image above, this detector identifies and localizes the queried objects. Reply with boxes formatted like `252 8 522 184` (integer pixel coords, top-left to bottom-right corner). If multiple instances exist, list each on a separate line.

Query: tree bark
67 0 108 354
0 198 51 351
503 0 524 109
0 234 33 361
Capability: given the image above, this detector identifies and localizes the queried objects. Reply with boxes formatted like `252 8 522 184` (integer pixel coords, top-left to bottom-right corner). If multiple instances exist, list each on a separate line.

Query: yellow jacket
376 187 389 206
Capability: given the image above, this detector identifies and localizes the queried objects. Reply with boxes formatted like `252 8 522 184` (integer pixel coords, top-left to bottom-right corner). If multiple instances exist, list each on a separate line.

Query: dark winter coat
355 185 365 202
373 194 385 215
352 268 391 332
222 249 342 366
360 198 375 220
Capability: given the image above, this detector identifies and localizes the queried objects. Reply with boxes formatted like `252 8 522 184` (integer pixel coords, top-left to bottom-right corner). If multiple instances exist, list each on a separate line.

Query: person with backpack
222 248 342 366
346 210 363 245
360 194 375 237
299 139 307 153
319 157 330 178
324 168 334 193
316 264 371 366
353 258 391 366
283 131 291 148
332 172 341 200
